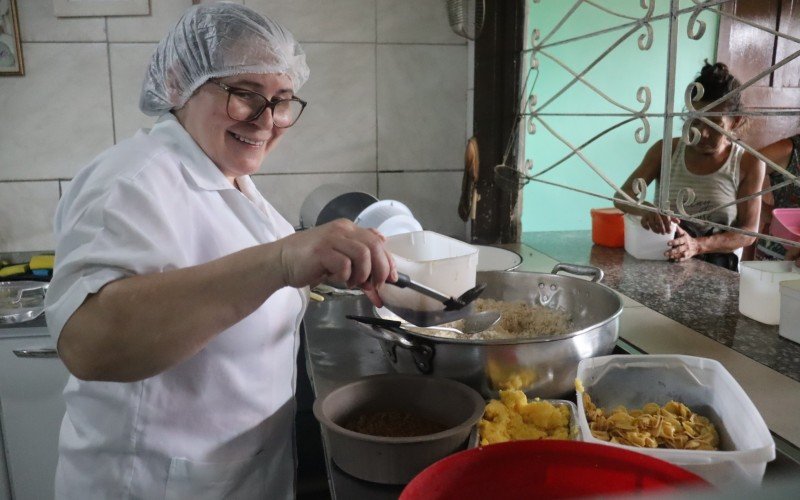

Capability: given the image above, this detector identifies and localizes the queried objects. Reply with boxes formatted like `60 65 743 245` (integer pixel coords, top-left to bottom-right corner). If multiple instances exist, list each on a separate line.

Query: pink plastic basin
771 208 800 243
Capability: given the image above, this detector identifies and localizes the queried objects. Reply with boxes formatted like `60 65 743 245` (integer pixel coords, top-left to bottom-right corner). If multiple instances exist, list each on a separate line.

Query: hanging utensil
446 0 486 41
458 136 480 222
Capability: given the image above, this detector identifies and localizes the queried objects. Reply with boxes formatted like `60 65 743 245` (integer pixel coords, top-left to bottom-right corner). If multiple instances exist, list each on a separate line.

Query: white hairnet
139 2 309 117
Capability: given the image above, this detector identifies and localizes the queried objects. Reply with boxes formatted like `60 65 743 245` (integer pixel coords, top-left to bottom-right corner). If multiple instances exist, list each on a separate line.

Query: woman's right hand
640 211 678 235
277 219 397 305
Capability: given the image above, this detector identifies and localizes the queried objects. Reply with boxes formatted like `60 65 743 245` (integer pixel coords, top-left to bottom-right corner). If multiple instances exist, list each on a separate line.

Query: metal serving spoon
403 310 501 335
347 310 501 336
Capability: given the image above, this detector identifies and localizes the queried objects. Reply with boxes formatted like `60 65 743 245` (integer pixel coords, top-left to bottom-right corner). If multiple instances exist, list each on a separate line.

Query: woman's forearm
58 243 288 382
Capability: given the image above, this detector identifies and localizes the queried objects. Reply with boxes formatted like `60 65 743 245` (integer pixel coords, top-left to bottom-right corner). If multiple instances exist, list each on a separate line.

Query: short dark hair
691 60 742 111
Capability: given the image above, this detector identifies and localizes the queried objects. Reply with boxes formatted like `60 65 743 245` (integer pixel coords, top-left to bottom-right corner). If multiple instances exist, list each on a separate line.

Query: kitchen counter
302 237 800 498
521 231 800 382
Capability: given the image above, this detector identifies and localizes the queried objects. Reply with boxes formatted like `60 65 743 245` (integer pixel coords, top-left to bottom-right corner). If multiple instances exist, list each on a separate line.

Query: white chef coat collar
152 114 240 192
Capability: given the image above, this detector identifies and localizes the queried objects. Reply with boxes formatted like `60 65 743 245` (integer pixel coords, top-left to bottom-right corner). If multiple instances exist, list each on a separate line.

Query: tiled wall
0 0 471 253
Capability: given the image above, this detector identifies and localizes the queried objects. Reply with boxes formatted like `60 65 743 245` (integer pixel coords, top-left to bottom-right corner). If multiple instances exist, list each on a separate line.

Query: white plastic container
739 261 800 325
379 231 478 325
623 214 675 260
576 355 775 488
779 279 800 344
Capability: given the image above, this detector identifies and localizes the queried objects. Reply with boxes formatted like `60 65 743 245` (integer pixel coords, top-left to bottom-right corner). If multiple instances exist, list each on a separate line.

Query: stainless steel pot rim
368 269 623 345
358 316 620 346
312 374 484 444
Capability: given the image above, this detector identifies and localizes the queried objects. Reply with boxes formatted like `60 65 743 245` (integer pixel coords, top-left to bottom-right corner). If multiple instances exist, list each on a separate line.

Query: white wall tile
266 43 376 174
0 43 113 179
251 173 377 227
467 40 474 90
0 182 59 252
17 0 107 42
378 171 465 239
247 0 375 43
0 2 474 252
59 180 71 198
110 43 158 141
466 89 474 139
377 0 464 44
107 0 193 42
377 44 466 171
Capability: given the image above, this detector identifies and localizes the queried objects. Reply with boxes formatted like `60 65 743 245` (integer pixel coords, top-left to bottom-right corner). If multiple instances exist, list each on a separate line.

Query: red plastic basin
400 440 709 500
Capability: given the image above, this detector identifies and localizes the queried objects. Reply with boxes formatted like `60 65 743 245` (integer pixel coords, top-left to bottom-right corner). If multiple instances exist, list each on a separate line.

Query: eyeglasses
209 80 307 128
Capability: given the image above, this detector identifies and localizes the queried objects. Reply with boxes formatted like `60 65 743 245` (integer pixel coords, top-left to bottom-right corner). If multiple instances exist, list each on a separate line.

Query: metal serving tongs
390 272 486 311
347 311 500 336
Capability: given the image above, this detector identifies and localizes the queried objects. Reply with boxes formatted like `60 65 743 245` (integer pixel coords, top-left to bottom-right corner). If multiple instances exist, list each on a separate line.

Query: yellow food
487 359 537 391
580 390 719 451
478 390 571 446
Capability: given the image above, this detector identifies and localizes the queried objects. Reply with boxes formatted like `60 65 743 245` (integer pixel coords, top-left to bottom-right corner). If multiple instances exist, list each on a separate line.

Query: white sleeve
45 172 186 342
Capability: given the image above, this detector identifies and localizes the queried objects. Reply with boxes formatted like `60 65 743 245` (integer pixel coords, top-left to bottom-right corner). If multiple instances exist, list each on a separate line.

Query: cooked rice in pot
409 298 570 340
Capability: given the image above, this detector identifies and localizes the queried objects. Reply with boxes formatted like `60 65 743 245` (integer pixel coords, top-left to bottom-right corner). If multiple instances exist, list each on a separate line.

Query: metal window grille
512 0 800 250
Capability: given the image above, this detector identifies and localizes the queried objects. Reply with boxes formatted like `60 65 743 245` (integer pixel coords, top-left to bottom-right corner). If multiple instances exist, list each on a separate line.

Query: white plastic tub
378 231 478 325
739 261 800 325
576 355 775 488
623 214 675 260
779 279 800 344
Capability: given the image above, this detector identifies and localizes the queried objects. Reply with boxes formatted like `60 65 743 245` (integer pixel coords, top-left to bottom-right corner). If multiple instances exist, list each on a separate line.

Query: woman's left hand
666 227 701 261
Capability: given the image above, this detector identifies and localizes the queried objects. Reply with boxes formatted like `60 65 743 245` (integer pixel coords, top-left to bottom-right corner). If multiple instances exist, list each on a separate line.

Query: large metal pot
356 264 623 399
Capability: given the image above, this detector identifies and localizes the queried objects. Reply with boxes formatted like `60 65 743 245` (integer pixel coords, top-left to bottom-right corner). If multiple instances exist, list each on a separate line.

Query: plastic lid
591 207 623 216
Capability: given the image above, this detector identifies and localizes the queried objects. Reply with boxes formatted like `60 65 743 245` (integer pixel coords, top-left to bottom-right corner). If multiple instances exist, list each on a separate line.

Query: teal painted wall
521 1 719 232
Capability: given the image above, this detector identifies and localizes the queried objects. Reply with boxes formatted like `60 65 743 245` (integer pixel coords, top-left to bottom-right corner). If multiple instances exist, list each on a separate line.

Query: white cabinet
0 324 68 500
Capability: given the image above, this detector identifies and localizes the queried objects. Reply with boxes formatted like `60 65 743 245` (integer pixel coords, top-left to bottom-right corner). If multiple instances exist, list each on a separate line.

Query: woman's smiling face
174 73 295 184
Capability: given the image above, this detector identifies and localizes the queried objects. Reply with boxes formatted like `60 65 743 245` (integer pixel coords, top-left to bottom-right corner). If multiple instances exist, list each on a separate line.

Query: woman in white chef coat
44 4 395 499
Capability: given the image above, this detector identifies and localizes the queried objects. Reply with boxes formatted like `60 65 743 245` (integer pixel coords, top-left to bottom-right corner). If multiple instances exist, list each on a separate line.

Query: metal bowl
354 265 623 399
312 374 484 485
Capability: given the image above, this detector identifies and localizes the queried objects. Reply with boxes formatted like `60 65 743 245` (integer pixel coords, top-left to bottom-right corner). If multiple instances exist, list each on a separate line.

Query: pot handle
350 322 435 373
551 263 604 283
350 319 417 349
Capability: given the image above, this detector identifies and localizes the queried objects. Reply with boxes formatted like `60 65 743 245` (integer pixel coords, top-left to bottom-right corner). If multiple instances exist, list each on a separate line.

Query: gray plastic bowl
312 373 485 484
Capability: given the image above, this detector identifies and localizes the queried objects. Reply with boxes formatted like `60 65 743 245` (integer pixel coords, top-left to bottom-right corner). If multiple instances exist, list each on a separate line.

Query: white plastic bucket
623 215 675 260
379 231 478 322
779 278 800 343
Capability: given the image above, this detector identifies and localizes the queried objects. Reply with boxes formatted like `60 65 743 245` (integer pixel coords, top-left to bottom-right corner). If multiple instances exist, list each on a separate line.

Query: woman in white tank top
614 62 765 271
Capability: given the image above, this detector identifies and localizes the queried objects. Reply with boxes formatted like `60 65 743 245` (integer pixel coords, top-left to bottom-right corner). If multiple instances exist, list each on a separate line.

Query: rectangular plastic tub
379 231 478 326
739 260 800 325
623 214 675 260
779 279 800 344
575 355 775 488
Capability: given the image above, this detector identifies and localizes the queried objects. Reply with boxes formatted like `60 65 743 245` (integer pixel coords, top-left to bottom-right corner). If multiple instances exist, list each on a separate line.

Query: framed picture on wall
0 0 23 76
53 0 150 17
